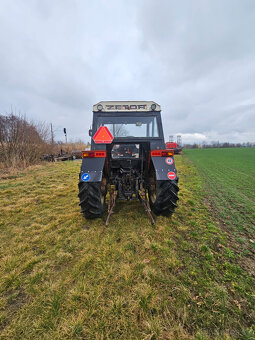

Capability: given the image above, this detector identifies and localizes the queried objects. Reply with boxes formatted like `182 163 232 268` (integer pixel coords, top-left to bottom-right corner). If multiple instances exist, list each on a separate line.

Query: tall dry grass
53 141 90 154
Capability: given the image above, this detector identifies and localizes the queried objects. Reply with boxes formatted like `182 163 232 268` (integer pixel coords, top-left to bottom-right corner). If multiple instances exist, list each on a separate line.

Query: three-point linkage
105 186 154 226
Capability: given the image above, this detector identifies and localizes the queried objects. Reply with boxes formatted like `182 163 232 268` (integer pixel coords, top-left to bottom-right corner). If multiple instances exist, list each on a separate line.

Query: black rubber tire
149 179 179 216
78 180 105 219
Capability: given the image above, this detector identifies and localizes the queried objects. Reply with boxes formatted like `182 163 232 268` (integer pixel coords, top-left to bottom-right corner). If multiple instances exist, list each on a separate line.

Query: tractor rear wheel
148 173 179 216
78 177 106 219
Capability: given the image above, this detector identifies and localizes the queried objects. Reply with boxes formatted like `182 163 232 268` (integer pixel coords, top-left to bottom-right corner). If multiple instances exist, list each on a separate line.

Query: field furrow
185 147 255 262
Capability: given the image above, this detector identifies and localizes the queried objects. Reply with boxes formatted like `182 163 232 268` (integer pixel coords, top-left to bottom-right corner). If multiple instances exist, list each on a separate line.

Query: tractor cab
91 101 165 150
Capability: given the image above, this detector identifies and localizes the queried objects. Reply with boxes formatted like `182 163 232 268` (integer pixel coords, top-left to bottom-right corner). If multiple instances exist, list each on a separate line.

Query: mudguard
151 156 178 181
80 157 105 182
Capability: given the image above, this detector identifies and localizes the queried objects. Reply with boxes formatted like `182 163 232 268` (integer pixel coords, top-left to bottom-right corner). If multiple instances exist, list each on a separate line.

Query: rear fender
80 157 106 182
151 156 178 181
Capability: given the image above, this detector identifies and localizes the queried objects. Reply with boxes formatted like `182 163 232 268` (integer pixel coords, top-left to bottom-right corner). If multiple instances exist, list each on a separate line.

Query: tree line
0 113 89 170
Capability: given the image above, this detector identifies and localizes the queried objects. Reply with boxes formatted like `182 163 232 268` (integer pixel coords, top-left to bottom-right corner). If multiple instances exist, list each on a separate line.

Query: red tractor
166 141 182 155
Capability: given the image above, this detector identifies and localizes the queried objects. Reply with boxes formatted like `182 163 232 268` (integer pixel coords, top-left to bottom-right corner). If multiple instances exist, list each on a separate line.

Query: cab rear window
97 116 159 137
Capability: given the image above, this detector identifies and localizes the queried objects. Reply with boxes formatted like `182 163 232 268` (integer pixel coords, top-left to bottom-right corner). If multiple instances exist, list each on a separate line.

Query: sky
0 0 255 144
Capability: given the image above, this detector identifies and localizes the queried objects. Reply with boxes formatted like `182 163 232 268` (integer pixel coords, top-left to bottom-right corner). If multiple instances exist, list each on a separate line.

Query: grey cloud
0 0 254 143
135 0 255 142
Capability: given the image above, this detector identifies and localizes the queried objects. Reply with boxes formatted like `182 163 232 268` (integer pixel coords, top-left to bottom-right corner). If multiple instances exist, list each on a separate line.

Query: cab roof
93 101 161 112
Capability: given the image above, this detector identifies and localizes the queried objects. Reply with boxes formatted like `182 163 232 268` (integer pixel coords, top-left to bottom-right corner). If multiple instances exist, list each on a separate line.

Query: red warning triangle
93 126 113 144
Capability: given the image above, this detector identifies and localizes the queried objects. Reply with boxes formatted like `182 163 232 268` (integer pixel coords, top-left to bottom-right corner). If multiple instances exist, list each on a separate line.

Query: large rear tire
148 174 179 216
78 178 106 219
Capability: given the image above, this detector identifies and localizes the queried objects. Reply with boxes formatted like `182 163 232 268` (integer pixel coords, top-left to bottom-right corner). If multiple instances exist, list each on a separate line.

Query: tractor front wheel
78 178 106 219
148 175 179 216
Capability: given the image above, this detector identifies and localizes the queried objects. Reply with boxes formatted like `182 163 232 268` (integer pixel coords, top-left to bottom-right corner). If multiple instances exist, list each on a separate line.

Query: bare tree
0 113 51 168
109 124 128 137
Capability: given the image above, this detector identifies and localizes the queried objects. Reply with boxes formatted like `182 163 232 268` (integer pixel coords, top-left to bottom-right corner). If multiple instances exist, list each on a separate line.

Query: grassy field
185 148 255 273
0 156 254 339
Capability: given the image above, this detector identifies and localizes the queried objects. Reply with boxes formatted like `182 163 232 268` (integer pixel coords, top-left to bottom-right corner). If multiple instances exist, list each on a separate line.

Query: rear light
161 150 174 157
82 150 106 158
150 150 174 157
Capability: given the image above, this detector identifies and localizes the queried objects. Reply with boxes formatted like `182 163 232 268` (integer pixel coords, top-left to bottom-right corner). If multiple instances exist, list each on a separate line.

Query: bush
0 113 51 168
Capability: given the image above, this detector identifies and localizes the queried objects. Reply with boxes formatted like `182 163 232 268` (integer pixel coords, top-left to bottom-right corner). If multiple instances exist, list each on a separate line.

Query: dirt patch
0 289 29 331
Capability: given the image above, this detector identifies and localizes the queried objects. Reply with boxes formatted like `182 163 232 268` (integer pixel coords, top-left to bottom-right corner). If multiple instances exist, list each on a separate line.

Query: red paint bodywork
166 142 177 149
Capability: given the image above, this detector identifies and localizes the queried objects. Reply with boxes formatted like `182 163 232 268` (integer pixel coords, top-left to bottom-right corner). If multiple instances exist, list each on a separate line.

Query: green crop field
0 155 254 339
185 148 255 270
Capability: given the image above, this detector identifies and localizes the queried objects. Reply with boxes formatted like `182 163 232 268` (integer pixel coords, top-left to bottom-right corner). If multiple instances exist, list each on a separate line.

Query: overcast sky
0 0 255 144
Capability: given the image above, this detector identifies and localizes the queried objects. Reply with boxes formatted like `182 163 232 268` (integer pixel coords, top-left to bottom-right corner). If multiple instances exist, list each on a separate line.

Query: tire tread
149 179 179 216
78 179 105 219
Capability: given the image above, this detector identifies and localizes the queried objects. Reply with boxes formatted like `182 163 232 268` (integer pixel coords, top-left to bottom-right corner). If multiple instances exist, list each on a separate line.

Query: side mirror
89 129 93 137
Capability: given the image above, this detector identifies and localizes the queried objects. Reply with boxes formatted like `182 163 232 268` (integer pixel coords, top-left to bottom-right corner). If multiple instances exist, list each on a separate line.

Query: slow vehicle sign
93 126 113 144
